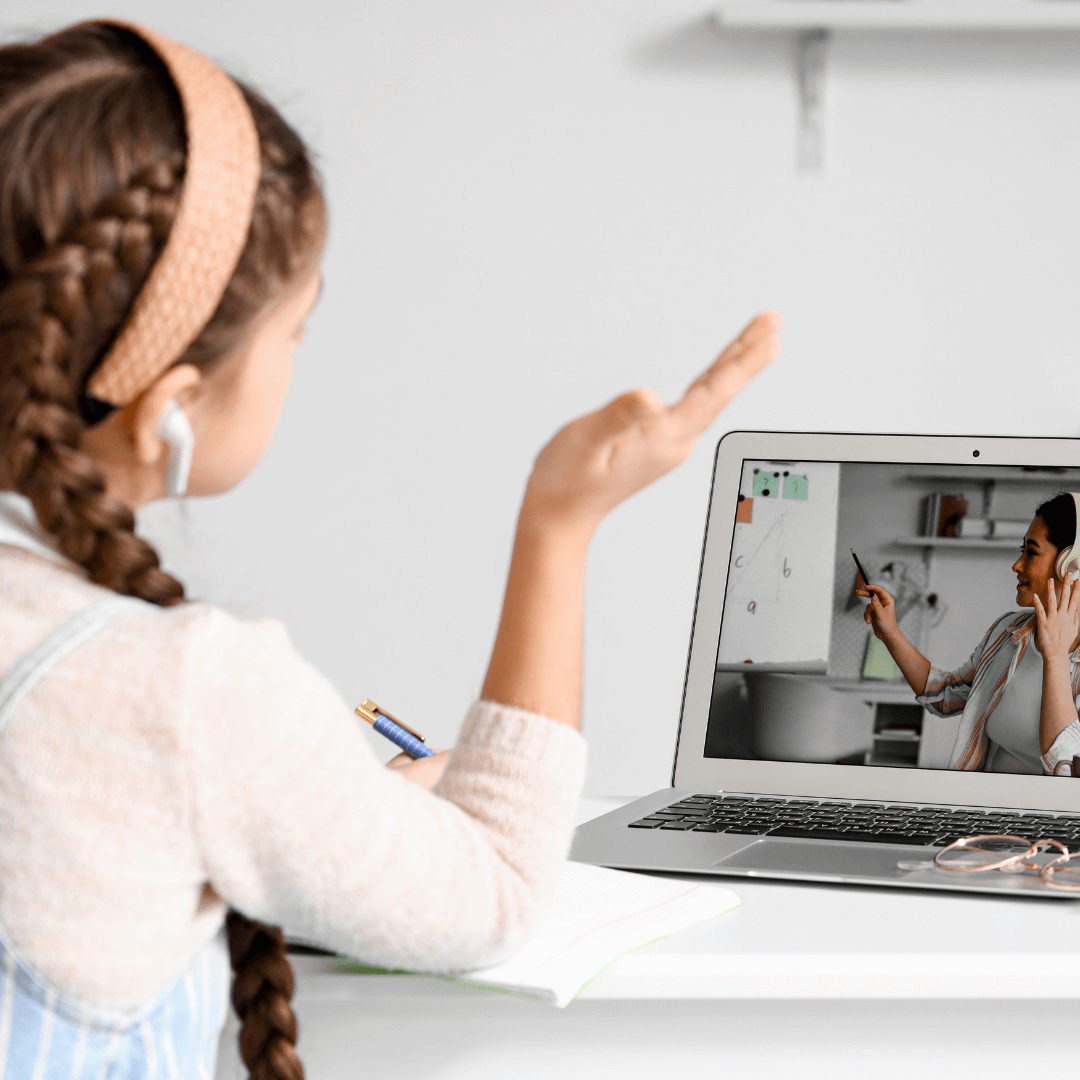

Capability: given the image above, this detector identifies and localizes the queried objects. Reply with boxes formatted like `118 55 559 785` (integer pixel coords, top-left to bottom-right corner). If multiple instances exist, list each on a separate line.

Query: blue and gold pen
356 699 435 759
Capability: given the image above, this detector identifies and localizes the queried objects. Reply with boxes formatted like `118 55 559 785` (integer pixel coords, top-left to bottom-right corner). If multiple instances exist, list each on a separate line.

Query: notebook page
450 860 741 1007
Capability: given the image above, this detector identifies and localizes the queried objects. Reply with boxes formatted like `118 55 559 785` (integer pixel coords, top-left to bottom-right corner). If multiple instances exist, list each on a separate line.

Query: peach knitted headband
84 22 261 408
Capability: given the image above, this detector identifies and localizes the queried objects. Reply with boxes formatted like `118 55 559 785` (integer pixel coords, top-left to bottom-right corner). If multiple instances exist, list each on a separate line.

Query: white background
5 0 1080 797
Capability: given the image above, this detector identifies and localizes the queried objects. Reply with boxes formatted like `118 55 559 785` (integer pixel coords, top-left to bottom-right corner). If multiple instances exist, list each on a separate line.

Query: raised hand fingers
1063 573 1075 609
1067 573 1080 621
669 311 783 440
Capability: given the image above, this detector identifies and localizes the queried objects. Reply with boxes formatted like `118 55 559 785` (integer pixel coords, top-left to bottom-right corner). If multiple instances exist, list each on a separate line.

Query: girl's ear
131 364 203 466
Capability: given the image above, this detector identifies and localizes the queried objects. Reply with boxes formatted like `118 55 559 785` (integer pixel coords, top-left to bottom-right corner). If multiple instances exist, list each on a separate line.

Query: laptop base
570 790 1080 900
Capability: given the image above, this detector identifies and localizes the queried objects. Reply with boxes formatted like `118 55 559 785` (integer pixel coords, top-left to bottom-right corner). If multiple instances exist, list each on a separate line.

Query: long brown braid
0 24 324 1078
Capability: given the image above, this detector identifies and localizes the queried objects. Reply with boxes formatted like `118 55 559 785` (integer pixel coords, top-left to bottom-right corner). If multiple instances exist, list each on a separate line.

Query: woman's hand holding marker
858 583 900 642
856 583 932 695
1033 572 1080 661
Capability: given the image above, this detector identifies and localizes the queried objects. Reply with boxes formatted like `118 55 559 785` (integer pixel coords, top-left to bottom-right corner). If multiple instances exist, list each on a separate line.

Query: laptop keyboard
629 794 1080 848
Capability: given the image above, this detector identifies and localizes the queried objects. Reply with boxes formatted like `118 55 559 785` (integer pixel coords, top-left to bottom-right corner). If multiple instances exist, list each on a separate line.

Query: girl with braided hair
0 20 781 1080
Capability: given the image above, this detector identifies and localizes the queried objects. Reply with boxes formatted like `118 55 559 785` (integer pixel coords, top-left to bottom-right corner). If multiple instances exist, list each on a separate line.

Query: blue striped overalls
0 597 230 1078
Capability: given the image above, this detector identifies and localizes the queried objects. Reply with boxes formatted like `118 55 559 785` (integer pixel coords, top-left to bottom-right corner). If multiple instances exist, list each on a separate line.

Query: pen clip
355 699 426 743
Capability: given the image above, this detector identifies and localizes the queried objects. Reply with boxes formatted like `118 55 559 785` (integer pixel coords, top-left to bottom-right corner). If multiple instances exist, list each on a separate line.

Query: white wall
6 0 1080 795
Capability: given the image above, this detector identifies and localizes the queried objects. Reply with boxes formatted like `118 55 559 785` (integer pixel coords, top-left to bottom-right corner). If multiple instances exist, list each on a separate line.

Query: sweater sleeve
181 607 586 973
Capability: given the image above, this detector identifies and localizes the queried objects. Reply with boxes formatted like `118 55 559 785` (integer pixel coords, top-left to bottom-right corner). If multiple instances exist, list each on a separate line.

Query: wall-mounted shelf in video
904 471 1080 487
892 536 1021 550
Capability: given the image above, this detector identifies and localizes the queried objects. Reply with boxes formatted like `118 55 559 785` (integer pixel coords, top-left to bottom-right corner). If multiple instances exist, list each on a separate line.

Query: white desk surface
215 798 1080 1080
290 796 1080 1001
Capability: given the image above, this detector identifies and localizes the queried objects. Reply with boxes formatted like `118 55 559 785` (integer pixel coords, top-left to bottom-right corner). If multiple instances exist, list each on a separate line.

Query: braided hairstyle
0 23 324 1078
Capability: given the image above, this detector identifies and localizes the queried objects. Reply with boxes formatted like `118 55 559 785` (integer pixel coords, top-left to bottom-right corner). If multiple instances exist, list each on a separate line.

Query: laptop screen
705 458 1080 778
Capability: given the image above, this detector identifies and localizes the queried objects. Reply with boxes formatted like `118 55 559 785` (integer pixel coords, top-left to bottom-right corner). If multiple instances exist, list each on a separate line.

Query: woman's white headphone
1053 491 1080 581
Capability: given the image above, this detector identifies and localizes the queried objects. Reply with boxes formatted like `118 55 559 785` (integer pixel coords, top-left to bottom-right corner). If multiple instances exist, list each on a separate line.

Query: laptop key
767 826 941 846
628 819 665 829
659 820 699 830
724 824 772 834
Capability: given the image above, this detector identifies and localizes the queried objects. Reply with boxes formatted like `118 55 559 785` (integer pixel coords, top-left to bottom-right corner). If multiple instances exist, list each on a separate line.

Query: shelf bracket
796 29 829 173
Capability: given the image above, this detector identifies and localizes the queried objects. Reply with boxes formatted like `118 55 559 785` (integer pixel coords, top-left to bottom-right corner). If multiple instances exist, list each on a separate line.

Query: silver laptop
571 431 1080 898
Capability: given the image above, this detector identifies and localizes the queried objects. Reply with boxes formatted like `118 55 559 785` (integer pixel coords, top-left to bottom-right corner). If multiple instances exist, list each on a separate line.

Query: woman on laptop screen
860 492 1080 774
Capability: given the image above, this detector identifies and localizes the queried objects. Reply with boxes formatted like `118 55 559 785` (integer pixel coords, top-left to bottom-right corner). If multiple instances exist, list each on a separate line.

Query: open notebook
334 860 741 1007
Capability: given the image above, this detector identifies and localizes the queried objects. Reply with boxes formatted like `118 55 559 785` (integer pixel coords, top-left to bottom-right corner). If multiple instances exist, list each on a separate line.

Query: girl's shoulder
133 601 344 719
107 597 308 690
0 551 338 719
8 553 294 668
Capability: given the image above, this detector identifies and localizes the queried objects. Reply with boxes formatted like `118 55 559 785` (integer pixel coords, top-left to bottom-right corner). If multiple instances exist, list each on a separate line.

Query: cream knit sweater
0 538 587 1012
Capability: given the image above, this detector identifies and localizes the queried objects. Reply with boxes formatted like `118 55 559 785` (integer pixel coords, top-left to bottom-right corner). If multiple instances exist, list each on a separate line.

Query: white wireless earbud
155 400 194 498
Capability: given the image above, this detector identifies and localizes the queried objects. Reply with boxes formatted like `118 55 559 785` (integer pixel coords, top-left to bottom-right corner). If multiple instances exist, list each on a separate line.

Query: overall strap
0 595 145 736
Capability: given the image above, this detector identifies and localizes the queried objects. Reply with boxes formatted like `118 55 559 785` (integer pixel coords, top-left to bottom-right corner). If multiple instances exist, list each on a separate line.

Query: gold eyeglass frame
933 834 1080 892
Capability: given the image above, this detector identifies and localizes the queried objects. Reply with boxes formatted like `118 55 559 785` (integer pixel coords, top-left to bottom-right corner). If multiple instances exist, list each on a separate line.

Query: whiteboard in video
715 460 840 674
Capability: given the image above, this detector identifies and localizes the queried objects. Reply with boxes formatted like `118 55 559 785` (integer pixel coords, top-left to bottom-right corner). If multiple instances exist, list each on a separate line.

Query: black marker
851 549 872 589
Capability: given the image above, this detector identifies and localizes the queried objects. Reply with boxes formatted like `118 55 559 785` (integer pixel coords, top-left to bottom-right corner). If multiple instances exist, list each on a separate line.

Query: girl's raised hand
1034 574 1080 661
522 312 782 534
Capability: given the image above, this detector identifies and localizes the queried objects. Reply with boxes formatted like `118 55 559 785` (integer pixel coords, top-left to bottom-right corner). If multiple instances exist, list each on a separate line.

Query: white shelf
712 1 1080 171
892 536 1021 549
715 1 1080 31
905 471 1080 486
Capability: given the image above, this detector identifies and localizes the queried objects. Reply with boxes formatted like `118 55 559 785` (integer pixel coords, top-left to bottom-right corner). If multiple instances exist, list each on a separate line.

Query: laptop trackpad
715 839 927 878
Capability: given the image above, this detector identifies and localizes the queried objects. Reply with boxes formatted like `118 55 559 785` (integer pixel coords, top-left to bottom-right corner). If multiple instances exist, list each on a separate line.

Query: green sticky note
753 470 781 498
783 474 808 500
863 634 897 681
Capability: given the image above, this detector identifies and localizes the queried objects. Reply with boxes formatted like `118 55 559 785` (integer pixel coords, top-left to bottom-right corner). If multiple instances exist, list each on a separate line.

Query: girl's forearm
880 632 931 696
480 504 593 729
1040 655 1078 755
